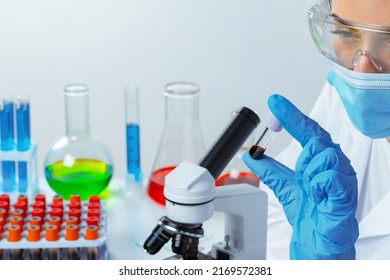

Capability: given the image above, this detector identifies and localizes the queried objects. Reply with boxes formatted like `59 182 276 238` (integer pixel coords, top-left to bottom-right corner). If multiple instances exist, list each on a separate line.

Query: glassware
16 96 31 193
0 98 16 192
147 81 206 206
249 113 282 159
44 84 114 200
124 86 142 191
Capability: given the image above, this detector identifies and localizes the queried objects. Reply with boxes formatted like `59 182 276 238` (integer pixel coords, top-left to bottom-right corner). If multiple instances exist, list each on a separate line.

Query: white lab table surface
39 178 225 260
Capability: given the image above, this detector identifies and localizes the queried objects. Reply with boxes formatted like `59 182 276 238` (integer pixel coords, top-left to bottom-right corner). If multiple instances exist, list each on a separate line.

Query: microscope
143 107 268 260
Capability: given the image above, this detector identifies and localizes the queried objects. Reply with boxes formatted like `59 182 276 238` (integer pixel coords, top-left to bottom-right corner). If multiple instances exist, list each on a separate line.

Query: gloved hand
243 94 359 260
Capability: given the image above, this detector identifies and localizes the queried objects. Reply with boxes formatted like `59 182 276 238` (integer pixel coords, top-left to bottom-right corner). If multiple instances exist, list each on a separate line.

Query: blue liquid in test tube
125 86 142 186
0 98 16 192
16 97 31 192
126 123 141 181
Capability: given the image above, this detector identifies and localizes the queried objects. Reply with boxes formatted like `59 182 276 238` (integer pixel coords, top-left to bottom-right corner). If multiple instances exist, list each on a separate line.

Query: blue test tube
0 98 16 192
125 86 142 186
16 96 31 192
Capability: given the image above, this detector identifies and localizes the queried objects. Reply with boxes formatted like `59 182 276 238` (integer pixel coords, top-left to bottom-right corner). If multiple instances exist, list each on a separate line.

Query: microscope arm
211 184 268 260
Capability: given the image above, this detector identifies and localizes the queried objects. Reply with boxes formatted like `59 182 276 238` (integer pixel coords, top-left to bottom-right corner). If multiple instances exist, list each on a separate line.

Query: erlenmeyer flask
44 84 114 200
147 81 206 206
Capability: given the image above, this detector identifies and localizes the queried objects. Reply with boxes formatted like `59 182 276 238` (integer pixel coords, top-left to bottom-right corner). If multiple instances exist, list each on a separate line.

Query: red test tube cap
51 201 64 211
32 207 45 221
69 194 81 204
88 202 100 210
35 194 46 203
0 201 10 212
85 225 99 240
8 225 22 242
48 216 62 231
66 216 79 226
0 194 10 204
65 225 79 241
32 201 46 211
14 201 28 215
17 194 28 204
27 225 41 242
86 216 99 227
88 195 100 204
10 216 24 232
11 209 25 219
35 193 46 210
0 208 7 220
87 208 100 219
46 225 59 241
69 201 81 210
50 207 63 219
29 216 43 230
52 194 63 204
68 209 81 224
0 217 6 228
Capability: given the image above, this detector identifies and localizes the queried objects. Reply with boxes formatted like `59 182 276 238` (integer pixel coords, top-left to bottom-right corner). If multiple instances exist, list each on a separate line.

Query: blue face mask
327 65 390 139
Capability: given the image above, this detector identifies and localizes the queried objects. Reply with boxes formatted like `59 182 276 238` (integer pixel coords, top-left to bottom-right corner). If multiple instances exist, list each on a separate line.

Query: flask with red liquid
215 150 260 187
147 82 206 206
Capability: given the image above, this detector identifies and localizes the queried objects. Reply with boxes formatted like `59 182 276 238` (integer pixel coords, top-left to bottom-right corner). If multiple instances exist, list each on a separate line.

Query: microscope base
164 251 214 260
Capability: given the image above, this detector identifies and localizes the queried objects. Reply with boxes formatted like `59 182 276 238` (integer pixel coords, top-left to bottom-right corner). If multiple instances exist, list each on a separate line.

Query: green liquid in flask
45 159 113 200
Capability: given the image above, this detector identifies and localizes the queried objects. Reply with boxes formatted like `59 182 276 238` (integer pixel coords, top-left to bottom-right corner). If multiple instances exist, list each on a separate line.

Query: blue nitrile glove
243 94 358 260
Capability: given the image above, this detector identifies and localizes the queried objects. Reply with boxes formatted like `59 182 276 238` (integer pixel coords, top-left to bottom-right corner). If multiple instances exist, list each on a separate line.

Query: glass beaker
147 81 206 206
44 84 114 200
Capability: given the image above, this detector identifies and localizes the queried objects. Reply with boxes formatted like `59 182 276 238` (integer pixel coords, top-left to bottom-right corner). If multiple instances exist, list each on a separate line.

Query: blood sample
249 113 283 160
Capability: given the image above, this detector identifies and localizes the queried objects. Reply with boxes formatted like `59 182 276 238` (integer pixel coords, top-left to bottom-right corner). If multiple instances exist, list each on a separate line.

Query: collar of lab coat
358 191 390 239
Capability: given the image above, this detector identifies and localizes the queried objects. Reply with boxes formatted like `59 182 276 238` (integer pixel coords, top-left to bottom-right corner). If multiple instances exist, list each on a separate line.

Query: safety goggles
308 0 390 73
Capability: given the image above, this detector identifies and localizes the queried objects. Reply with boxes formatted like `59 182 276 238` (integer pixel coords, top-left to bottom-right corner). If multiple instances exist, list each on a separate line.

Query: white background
0 0 329 182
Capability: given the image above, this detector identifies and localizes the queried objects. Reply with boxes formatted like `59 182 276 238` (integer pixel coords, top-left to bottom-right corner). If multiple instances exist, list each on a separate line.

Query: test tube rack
0 193 108 260
0 142 39 199
1 96 37 197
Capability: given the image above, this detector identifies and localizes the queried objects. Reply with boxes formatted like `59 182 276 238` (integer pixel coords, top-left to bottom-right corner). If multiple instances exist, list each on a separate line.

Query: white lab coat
264 80 390 260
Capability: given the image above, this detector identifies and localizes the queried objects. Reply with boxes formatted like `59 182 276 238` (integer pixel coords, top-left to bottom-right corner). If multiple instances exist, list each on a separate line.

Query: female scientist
243 0 390 259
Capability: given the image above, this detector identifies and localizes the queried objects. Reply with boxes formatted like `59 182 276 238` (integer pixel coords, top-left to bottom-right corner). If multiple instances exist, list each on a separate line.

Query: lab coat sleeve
264 82 333 259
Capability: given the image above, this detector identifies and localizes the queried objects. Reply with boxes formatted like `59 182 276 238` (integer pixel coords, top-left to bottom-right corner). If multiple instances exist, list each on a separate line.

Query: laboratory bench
37 178 225 260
